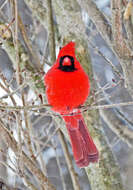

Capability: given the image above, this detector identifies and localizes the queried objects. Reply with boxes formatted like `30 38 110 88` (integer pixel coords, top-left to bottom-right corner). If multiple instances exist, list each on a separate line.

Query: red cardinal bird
44 42 99 167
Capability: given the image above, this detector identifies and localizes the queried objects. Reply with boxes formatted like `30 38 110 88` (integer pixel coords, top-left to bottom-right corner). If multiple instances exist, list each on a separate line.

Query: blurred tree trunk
52 0 124 189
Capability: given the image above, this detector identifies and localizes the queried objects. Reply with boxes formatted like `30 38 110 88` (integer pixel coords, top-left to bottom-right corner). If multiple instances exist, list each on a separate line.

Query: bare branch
47 0 56 63
23 174 38 190
100 108 133 147
76 0 112 49
0 119 56 190
58 131 81 190
111 0 132 58
24 0 47 27
52 138 67 190
18 14 42 70
124 1 132 20
2 100 133 112
22 94 37 164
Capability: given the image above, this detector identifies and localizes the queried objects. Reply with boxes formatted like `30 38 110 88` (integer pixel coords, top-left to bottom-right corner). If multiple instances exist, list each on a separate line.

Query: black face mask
58 55 77 72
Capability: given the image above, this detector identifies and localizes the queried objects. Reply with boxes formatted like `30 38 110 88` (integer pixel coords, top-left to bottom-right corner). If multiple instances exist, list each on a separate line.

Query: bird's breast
45 69 90 113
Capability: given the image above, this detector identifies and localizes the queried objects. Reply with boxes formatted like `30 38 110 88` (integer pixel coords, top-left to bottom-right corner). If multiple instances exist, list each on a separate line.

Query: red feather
63 113 98 167
44 42 99 167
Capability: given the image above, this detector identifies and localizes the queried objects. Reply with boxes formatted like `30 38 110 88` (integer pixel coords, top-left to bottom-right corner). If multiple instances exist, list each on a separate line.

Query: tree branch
47 0 56 63
100 108 133 147
0 119 55 190
76 0 112 49
24 0 47 27
58 131 81 190
111 0 132 58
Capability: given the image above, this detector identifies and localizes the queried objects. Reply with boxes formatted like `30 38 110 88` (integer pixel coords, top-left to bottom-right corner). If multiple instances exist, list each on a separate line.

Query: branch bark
24 0 47 27
76 0 112 50
47 0 56 63
111 0 132 58
58 131 81 190
100 108 133 147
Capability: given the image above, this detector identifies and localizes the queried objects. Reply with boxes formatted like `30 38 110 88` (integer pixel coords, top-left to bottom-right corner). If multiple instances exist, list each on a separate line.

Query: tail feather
78 119 99 162
63 113 99 168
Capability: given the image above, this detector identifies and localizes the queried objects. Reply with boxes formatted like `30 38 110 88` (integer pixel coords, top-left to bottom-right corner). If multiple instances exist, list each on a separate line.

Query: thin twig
0 81 27 100
1 100 133 112
0 81 16 106
35 140 47 176
0 119 55 190
52 139 67 190
35 125 60 157
100 108 133 147
22 94 37 164
0 0 8 11
88 39 123 79
12 1 25 183
0 161 17 174
23 174 38 190
76 0 113 49
13 0 21 85
18 14 42 70
124 1 132 20
47 0 56 63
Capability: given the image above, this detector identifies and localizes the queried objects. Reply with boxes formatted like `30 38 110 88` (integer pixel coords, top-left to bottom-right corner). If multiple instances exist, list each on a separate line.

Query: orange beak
62 57 71 66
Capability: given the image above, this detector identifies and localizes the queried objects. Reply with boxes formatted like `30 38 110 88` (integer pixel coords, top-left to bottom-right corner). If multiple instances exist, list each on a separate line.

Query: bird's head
56 42 79 72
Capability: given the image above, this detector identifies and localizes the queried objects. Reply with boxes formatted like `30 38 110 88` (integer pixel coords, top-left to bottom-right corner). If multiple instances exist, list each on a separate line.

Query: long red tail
63 113 99 168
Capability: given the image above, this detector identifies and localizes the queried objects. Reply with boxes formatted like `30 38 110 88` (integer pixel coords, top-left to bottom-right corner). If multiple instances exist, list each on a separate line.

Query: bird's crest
57 42 75 59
